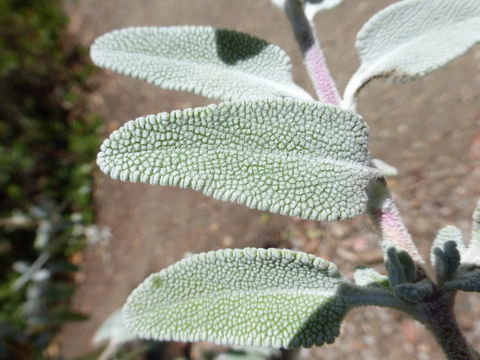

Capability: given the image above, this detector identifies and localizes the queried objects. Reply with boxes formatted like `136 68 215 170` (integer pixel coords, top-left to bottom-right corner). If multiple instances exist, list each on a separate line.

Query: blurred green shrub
0 0 100 358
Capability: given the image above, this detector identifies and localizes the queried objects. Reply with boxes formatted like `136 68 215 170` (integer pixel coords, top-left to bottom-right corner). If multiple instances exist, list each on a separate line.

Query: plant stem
367 179 424 263
283 0 341 105
417 292 477 360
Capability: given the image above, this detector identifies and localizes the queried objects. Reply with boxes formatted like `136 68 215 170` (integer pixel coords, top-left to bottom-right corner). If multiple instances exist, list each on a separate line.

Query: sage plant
90 0 480 359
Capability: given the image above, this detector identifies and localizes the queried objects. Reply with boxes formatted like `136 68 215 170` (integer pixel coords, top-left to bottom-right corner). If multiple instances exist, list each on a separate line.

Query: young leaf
463 200 480 265
430 226 465 268
371 158 398 177
394 280 433 303
304 0 344 21
271 0 344 21
97 99 379 221
123 248 354 348
445 271 480 292
354 267 389 289
91 26 312 102
344 0 480 107
472 200 480 247
93 309 137 347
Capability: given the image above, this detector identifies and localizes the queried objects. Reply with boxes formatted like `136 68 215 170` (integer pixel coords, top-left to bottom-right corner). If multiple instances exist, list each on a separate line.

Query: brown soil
58 0 480 359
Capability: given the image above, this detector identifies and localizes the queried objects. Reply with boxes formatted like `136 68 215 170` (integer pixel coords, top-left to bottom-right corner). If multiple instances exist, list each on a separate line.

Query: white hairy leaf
93 309 136 347
371 158 398 177
430 226 465 268
123 248 354 348
457 201 480 269
270 0 344 21
97 99 379 221
472 200 480 247
304 0 344 21
91 26 311 102
344 0 480 107
354 267 389 289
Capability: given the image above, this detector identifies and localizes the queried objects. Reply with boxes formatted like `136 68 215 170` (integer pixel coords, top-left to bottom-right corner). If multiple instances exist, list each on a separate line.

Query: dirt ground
58 0 480 359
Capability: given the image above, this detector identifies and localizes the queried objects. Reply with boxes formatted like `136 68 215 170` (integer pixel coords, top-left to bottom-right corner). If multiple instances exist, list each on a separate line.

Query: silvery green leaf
123 248 354 348
97 99 379 221
472 200 480 247
271 0 344 21
354 267 389 289
91 26 312 102
445 270 480 292
463 201 480 265
371 159 398 177
344 0 480 106
430 226 465 268
304 0 344 21
384 246 416 287
93 309 137 347
394 279 433 303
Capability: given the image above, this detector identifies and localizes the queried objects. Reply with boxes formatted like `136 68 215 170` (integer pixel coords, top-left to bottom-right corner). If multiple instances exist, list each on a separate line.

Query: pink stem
304 39 341 105
368 180 424 263
284 0 341 105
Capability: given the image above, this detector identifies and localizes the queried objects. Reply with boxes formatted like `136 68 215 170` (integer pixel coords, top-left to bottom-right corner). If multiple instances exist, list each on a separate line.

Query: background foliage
0 0 100 357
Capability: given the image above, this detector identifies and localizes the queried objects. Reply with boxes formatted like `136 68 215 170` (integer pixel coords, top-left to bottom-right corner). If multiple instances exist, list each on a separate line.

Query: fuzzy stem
283 0 341 105
417 293 476 360
367 179 424 263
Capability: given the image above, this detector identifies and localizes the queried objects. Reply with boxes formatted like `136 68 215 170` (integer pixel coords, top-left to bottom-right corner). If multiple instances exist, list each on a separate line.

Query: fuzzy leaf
445 271 480 292
97 99 379 221
123 248 354 348
271 0 344 21
347 0 480 98
371 158 398 177
91 26 312 102
304 0 344 21
463 201 480 265
430 226 465 268
354 267 389 289
394 280 433 303
472 200 480 246
93 309 137 347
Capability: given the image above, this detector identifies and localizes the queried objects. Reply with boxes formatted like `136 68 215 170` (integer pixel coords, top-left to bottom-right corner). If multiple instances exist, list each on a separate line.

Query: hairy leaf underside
349 0 480 93
97 99 379 221
90 26 311 101
123 248 353 348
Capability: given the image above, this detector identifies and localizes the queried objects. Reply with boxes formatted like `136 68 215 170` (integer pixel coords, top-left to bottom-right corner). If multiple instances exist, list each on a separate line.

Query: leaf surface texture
97 99 378 221
123 248 353 347
91 26 311 101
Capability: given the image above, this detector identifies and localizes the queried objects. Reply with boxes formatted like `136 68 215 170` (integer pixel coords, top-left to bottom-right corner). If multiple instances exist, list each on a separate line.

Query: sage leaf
345 0 480 104
304 0 344 21
271 0 344 21
97 99 379 221
123 248 354 348
430 226 465 268
445 271 480 292
354 267 389 289
371 158 398 177
93 309 136 347
91 26 312 102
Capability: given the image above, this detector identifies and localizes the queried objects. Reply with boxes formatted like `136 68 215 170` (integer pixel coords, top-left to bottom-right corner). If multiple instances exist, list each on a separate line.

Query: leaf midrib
95 47 312 100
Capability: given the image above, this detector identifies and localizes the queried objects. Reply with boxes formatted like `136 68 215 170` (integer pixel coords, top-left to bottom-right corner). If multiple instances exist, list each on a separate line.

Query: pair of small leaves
430 201 480 292
382 245 434 303
344 0 480 107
